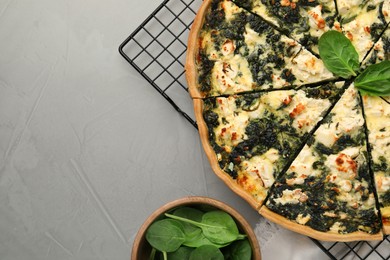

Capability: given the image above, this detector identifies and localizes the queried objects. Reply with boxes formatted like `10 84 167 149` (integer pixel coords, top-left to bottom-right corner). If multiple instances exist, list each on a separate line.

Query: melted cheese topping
250 1 280 27
221 0 241 21
239 149 280 189
337 0 367 18
199 31 219 60
286 90 331 133
342 3 387 61
362 28 390 67
314 86 364 147
259 89 334 134
295 1 337 53
296 213 311 225
339 0 390 23
303 1 337 38
244 26 267 54
287 145 321 185
274 188 309 205
329 222 346 233
288 45 334 83
237 150 280 204
384 0 390 22
210 56 254 95
324 147 376 210
213 96 250 150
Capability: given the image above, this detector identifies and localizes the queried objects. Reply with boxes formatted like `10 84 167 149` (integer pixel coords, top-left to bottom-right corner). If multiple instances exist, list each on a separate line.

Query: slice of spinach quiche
186 0 390 241
232 0 340 54
363 95 390 234
187 0 334 98
260 86 383 241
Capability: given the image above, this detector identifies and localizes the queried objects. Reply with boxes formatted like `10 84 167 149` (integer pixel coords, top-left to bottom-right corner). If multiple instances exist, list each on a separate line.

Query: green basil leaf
146 219 186 253
318 30 359 78
355 60 390 96
189 245 224 260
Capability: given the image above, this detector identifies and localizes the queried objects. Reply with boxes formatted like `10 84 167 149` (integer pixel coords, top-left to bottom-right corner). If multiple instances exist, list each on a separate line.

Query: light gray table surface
0 0 331 259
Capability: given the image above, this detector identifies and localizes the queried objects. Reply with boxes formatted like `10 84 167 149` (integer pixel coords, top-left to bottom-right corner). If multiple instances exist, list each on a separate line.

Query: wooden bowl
131 196 261 259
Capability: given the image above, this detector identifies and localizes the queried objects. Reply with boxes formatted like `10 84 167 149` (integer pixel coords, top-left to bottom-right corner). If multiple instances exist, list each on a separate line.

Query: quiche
186 0 390 241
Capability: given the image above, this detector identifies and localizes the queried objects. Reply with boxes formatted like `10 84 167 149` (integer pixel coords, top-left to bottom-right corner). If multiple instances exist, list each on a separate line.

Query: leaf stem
237 234 247 240
149 248 156 260
165 213 204 228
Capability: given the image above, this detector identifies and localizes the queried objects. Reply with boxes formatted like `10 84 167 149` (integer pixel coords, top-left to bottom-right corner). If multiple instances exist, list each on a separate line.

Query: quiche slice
232 0 340 54
261 85 383 241
195 81 346 209
186 0 335 98
339 0 390 62
363 95 390 235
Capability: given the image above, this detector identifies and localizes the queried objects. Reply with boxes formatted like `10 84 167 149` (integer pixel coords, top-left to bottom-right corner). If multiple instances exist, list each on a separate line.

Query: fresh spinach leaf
201 210 240 244
165 210 240 245
224 239 252 260
145 219 186 253
173 206 204 222
149 248 157 260
183 230 231 248
146 207 252 259
355 60 390 96
236 234 247 240
318 30 359 78
167 246 194 259
172 207 204 243
189 245 224 260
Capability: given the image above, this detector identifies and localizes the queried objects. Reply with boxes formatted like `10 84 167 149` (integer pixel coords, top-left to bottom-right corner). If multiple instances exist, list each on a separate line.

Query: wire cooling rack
119 0 390 259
